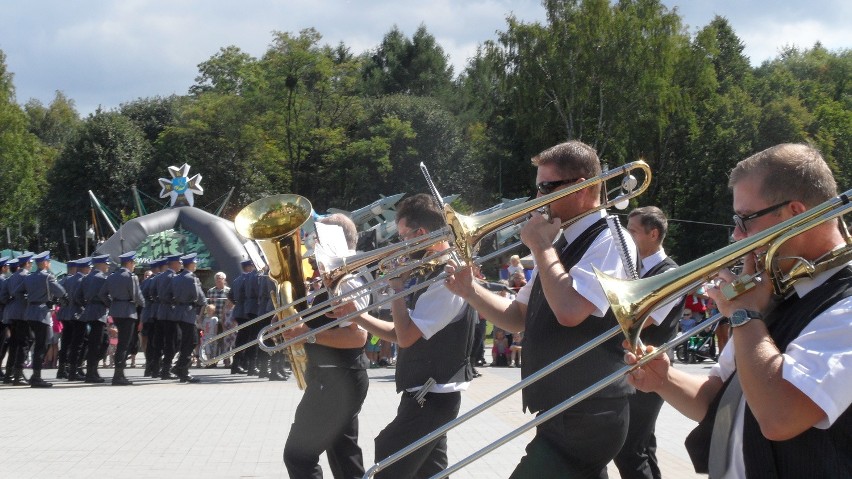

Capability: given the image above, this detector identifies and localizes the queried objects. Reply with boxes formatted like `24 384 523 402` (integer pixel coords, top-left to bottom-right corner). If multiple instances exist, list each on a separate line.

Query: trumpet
258 161 652 359
403 188 852 479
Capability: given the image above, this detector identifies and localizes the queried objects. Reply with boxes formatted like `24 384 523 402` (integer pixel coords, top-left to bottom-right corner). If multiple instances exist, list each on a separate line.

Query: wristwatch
306 334 317 344
729 309 762 328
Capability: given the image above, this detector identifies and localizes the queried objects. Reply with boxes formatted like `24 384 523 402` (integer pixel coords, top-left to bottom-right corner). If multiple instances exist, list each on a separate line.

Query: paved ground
0 359 713 478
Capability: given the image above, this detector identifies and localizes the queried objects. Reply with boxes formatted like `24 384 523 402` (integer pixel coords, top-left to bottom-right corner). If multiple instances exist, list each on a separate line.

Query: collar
640 249 668 275
561 209 607 246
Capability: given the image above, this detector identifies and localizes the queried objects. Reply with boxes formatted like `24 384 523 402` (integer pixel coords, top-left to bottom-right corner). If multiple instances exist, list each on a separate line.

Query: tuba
234 194 312 390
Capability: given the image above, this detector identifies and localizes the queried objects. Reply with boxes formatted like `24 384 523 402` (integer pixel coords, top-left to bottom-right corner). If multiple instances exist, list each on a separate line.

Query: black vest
685 266 852 477
639 257 684 346
394 268 475 392
522 218 632 413
305 289 370 370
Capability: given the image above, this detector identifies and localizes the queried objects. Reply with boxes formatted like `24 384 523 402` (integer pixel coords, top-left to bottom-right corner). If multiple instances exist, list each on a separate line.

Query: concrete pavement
0 360 711 478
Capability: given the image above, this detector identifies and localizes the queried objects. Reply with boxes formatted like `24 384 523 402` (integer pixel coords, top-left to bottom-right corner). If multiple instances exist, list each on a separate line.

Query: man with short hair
166 253 207 383
15 251 67 388
341 194 474 478
614 206 684 479
100 251 145 386
156 253 184 380
446 141 638 478
3 253 33 385
227 259 255 374
140 259 163 377
64 257 91 380
55 259 77 379
75 254 111 383
627 143 852 478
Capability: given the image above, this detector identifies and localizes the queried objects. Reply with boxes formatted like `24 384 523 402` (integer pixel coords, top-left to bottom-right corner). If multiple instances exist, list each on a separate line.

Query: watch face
731 309 751 327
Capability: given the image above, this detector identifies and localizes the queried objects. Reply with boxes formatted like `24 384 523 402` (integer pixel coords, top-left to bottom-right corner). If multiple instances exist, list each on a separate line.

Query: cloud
1 0 847 115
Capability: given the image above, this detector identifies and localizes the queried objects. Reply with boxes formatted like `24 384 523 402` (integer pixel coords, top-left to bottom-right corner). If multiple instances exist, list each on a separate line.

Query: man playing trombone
445 141 637 478
626 143 852 478
335 193 475 479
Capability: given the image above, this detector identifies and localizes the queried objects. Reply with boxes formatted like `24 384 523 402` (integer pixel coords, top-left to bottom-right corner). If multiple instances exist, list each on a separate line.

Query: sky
1 0 849 116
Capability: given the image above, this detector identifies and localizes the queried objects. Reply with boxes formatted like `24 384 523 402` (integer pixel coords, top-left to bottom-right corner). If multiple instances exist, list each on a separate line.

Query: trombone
408 189 852 479
258 161 653 354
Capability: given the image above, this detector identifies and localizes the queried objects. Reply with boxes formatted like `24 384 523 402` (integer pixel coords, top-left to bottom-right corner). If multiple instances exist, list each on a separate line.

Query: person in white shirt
626 143 852 478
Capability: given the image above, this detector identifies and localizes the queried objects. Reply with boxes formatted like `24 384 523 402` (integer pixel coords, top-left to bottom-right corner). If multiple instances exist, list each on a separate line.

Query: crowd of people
1 140 849 478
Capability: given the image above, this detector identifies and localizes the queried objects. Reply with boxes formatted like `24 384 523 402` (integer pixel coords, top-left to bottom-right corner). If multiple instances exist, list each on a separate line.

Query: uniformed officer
15 251 67 388
226 259 253 374
55 259 78 379
100 251 145 386
0 256 10 379
3 252 33 386
243 260 262 375
256 268 289 381
168 253 207 383
65 257 92 380
154 253 183 379
140 258 163 377
74 254 111 383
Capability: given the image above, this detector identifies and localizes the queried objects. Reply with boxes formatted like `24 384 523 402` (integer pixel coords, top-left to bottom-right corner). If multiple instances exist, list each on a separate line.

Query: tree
24 90 81 149
0 50 49 250
41 110 152 248
190 46 258 96
361 25 454 99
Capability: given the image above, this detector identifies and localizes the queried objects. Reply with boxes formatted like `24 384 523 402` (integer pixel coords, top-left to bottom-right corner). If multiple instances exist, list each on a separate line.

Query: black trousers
175 321 198 376
234 316 252 368
68 321 105 372
142 321 157 368
13 320 47 372
58 319 72 365
128 318 140 356
374 391 461 479
161 320 179 372
0 322 13 368
112 317 136 369
510 397 629 479
613 391 665 479
284 366 369 479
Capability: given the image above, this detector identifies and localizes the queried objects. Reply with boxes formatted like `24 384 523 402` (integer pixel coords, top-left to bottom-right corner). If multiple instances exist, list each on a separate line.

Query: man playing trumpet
626 143 852 478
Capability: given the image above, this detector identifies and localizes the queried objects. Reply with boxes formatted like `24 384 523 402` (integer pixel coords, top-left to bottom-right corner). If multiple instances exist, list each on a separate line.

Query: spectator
509 331 523 367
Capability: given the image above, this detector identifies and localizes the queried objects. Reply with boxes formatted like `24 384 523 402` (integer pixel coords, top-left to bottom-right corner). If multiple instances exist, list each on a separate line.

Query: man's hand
281 322 310 342
443 261 476 299
520 211 562 254
705 252 774 317
327 300 358 319
624 341 671 393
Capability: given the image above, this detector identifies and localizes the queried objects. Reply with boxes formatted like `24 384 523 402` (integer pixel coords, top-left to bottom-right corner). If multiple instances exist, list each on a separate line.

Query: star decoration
158 163 204 207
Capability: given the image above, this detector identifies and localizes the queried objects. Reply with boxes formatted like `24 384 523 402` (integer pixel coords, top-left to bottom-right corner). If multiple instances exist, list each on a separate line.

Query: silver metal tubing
427 314 725 479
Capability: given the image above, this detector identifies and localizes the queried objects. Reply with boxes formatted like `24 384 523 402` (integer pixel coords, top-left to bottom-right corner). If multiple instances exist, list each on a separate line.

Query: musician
627 143 852 478
338 194 474 479
166 253 207 383
100 251 145 386
445 141 637 478
3 253 33 386
154 253 183 380
614 206 684 479
282 213 370 479
14 251 67 388
74 254 111 383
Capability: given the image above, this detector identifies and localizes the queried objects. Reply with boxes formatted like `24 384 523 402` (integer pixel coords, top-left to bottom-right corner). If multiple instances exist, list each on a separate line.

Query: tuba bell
234 194 313 390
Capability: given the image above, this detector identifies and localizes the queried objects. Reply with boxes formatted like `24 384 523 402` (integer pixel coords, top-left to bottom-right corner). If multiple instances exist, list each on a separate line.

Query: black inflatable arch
95 207 247 281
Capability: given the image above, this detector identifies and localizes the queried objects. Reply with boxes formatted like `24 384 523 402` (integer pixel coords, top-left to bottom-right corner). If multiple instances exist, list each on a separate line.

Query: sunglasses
536 178 580 195
732 200 791 234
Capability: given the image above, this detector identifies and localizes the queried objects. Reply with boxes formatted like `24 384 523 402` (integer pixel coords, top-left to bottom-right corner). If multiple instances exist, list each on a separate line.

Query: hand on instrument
705 252 774 318
282 323 310 341
444 260 476 299
520 211 562 254
623 341 670 393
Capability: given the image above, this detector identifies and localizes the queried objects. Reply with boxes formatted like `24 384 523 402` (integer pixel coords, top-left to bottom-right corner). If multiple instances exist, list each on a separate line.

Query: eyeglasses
536 178 580 195
732 200 791 234
398 226 424 241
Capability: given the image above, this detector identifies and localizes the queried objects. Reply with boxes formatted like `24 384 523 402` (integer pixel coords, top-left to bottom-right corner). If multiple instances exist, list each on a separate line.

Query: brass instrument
400 189 852 479
233 194 312 390
260 161 654 355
